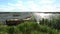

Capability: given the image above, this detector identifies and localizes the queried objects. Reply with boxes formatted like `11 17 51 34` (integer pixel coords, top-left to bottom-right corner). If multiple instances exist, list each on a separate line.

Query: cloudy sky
0 0 60 12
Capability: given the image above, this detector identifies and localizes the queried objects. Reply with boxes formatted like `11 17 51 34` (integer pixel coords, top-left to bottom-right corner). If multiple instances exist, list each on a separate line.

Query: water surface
33 12 60 23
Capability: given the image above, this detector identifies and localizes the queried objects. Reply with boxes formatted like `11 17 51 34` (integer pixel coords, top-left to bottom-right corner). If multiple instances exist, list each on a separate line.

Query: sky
0 0 60 12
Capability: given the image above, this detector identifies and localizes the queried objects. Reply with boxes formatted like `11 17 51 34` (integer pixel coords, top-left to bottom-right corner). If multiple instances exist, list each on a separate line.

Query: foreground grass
0 21 60 34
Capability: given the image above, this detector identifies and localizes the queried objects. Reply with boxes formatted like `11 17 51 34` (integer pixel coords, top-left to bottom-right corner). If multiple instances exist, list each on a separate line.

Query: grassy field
0 19 60 34
0 15 60 34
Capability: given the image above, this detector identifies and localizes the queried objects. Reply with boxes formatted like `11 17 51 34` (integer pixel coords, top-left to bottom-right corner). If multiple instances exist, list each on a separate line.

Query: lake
32 12 60 24
0 12 31 24
0 12 60 24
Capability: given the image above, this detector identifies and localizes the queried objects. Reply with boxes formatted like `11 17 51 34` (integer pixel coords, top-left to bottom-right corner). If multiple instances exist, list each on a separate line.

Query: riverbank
0 20 60 34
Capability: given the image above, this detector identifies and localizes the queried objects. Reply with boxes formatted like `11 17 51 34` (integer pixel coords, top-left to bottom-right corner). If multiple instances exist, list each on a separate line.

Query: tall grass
39 16 60 29
0 20 60 34
0 15 60 34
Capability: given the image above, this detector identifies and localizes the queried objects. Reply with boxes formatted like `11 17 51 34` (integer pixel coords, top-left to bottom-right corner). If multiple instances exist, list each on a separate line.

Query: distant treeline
0 12 60 14
37 12 60 14
0 12 31 14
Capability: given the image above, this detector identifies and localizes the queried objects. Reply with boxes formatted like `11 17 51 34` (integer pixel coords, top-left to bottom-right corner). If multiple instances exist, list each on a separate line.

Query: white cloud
0 7 14 11
8 1 24 11
25 1 40 11
8 1 23 8
39 0 55 4
24 0 55 12
54 4 60 11
0 0 60 12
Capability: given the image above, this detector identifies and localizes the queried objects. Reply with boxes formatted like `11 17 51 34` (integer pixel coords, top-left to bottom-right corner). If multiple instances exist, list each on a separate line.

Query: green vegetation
0 15 60 34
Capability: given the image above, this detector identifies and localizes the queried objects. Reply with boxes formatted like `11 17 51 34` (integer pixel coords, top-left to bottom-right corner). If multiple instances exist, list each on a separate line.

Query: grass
0 20 60 34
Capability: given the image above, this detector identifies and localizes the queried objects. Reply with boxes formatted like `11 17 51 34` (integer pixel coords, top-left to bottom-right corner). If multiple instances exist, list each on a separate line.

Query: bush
30 31 40 34
0 25 9 34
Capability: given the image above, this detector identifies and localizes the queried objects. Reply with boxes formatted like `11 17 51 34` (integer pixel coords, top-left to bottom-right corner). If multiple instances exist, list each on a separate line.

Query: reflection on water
0 12 60 24
33 13 60 19
33 12 60 24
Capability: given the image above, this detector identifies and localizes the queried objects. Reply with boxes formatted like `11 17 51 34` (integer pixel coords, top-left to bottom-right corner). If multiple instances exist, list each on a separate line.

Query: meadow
0 15 60 34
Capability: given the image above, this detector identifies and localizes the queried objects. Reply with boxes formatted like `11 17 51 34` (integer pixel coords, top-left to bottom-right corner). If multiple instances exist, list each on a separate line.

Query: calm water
0 12 60 24
33 13 60 19
0 12 60 20
0 12 31 22
33 12 60 23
